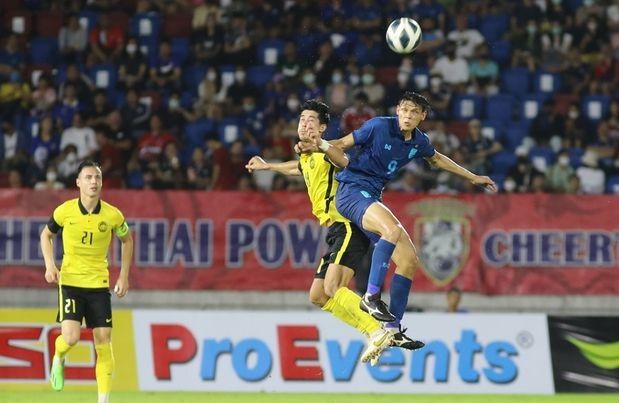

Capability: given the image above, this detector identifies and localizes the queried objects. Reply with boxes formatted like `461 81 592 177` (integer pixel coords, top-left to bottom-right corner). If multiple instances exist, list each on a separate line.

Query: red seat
375 66 399 86
447 120 470 141
36 12 64 38
140 90 161 111
162 13 192 38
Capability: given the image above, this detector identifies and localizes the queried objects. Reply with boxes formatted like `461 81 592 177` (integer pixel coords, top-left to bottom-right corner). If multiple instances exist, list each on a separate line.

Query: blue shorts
335 182 381 244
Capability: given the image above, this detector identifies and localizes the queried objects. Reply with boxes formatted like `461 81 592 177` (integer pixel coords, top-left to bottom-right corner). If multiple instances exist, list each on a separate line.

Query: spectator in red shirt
88 13 124 64
340 91 375 134
208 139 246 190
137 115 176 163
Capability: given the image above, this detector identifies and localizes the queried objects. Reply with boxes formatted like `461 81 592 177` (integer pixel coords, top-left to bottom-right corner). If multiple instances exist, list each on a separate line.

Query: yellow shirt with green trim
47 198 129 288
299 151 348 226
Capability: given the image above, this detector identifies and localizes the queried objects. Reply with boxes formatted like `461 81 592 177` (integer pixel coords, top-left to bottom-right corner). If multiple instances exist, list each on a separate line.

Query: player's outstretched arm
426 151 498 192
40 226 59 284
115 231 133 298
295 134 353 168
245 156 301 176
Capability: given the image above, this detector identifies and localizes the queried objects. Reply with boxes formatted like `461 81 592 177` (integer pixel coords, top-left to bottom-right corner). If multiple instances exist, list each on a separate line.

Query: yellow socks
322 287 381 336
54 335 73 360
95 343 114 399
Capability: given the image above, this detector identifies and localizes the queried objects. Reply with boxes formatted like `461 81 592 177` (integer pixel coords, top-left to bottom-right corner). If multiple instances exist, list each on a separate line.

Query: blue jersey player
299 92 497 347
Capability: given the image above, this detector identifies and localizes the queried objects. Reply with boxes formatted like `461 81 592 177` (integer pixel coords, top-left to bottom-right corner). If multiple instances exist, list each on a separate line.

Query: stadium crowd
0 0 618 194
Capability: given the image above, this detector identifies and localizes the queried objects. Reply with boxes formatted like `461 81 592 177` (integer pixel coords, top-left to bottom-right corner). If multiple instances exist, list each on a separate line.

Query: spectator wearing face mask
226 65 259 106
325 68 352 115
430 41 469 93
299 67 324 102
34 166 65 190
340 91 375 134
118 37 148 90
545 150 575 193
359 65 384 109
56 144 80 184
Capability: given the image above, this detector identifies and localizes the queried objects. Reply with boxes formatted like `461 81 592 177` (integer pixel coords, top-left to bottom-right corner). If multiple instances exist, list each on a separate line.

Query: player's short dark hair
399 91 432 112
77 160 101 176
300 99 330 125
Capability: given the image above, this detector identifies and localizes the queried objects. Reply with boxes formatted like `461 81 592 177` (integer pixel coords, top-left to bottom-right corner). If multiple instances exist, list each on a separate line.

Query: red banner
1 190 618 294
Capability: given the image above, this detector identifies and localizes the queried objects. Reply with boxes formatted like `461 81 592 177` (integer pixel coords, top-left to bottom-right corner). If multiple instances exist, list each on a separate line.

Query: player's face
298 110 325 142
396 100 427 133
77 166 103 198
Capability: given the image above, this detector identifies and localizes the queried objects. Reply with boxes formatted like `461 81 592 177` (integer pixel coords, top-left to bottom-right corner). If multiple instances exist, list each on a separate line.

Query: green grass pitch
1 392 618 403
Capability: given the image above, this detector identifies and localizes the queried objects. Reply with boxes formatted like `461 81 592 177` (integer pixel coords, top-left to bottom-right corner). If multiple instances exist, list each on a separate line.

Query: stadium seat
22 116 40 138
503 123 529 151
520 95 546 121
485 94 516 124
3 9 32 35
581 95 611 122
489 173 506 191
529 147 555 172
79 10 99 33
256 39 285 66
605 175 619 194
500 68 530 98
162 13 192 38
182 64 208 94
451 94 483 120
217 117 242 146
553 94 578 115
568 147 584 168
35 11 63 37
533 70 561 97
29 37 58 65
247 65 276 88
130 13 161 39
480 13 509 42
88 64 117 90
489 40 512 67
23 63 53 86
185 119 215 147
481 120 505 142
140 90 161 111
218 65 237 88
171 37 190 66
490 151 518 176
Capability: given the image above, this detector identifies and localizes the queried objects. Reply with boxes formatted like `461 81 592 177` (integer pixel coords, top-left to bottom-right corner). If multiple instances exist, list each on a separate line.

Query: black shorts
56 285 112 328
315 221 370 279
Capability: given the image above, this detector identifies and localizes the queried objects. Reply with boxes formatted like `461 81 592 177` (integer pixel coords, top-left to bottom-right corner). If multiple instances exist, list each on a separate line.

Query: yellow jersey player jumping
40 160 133 403
246 100 417 364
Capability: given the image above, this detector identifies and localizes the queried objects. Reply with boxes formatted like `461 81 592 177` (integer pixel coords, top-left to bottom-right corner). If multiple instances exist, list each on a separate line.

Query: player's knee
395 252 420 277
323 281 340 299
383 223 405 243
63 333 80 346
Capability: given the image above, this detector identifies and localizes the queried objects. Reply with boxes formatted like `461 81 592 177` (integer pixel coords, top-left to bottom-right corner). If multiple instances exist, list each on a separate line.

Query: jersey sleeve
113 209 130 237
47 205 64 234
419 133 436 158
352 118 377 145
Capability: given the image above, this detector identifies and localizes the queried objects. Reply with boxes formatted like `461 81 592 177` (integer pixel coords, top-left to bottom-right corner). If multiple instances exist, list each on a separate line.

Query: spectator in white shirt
60 112 98 160
431 41 470 93
447 15 485 59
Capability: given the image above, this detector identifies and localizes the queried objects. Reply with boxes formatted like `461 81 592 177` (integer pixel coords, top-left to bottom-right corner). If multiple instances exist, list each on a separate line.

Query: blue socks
386 274 412 329
366 239 396 295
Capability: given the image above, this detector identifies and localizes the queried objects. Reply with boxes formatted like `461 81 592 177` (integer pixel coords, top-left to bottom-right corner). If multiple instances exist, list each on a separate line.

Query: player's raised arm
245 156 301 176
425 151 498 192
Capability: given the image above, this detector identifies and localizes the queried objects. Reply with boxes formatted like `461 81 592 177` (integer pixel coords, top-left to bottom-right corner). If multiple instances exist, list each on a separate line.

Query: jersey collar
78 199 102 215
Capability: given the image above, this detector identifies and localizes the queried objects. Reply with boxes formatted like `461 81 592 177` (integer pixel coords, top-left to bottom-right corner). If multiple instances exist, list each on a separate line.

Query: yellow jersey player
40 160 133 403
247 100 403 364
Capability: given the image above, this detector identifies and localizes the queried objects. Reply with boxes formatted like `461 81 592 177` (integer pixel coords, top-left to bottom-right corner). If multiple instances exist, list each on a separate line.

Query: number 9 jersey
335 117 435 198
47 198 128 288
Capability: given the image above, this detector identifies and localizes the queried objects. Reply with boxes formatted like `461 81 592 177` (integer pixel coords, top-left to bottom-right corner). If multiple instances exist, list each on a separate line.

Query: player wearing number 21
40 160 133 403
298 91 497 333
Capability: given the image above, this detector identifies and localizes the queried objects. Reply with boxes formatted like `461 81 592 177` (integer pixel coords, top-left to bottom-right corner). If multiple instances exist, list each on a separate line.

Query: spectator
340 91 375 134
413 17 446 64
411 0 447 33
118 37 148 90
34 166 65 190
430 41 469 93
222 13 252 65
359 65 385 109
104 110 133 162
7 169 24 189
0 34 25 79
88 13 125 64
149 39 182 92
313 41 339 88
152 142 184 189
54 84 83 130
446 286 467 313
120 88 151 139
0 119 29 170
30 115 61 176
506 155 544 193
58 13 87 63
0 71 31 120
56 144 80 184
545 149 574 193
278 41 302 81
509 19 542 71
529 100 564 147
565 173 583 194
386 169 422 192
59 112 98 160
298 67 324 103
192 0 222 31
192 12 224 65
30 75 56 117
468 43 499 96
86 90 113 128
576 149 605 194
209 139 246 190
462 119 502 175
563 102 588 148
351 0 382 34
226 65 259 106
427 120 460 156
137 115 176 163
447 14 485 59
186 147 211 189
59 64 94 104
325 67 352 115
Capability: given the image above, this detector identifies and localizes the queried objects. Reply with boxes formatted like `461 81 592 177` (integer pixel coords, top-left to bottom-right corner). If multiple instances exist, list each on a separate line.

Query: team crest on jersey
98 221 108 232
309 156 316 169
408 199 474 286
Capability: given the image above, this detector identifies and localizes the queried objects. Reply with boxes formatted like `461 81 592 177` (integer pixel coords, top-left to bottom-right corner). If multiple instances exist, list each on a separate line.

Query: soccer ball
385 18 423 54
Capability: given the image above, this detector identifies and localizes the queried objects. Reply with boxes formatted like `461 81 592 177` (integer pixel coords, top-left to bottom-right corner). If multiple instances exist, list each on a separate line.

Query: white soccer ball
385 18 423 54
